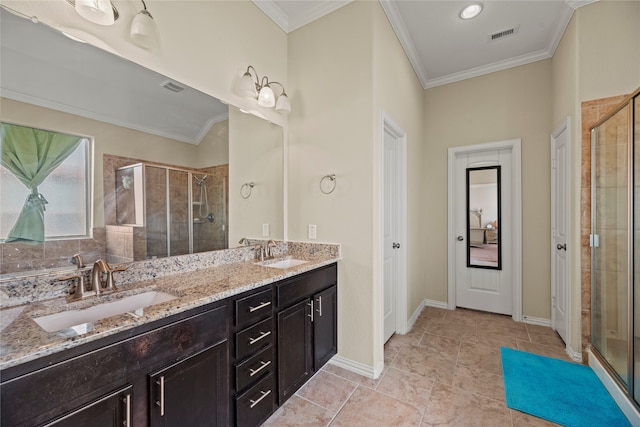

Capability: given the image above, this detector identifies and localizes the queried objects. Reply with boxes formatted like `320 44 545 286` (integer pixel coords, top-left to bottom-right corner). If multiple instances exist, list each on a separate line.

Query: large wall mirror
466 166 501 270
0 8 284 275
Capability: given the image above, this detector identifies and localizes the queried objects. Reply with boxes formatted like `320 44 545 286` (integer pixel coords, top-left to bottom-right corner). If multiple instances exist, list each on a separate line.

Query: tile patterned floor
263 306 574 426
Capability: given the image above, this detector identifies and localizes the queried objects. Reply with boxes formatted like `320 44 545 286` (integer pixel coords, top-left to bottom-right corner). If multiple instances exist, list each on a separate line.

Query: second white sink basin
33 291 177 334
256 257 308 269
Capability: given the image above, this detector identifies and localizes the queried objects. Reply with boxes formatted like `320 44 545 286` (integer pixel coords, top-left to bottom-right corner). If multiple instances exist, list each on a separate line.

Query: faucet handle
57 273 91 301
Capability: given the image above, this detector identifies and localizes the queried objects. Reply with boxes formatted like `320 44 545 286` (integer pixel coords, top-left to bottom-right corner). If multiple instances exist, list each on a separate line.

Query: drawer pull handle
249 360 272 377
249 330 271 345
156 376 165 416
123 393 131 427
249 389 272 409
249 301 271 312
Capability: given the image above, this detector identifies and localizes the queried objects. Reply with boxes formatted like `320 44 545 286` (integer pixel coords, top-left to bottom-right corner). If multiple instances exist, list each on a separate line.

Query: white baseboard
521 316 552 327
423 299 449 310
329 355 383 380
588 349 640 426
566 345 582 362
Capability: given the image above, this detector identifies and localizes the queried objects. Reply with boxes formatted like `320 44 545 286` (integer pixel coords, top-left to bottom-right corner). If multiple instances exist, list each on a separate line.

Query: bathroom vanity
0 247 339 427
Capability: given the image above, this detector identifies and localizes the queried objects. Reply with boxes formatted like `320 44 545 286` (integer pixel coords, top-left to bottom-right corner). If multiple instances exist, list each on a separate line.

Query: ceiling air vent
161 80 185 93
488 25 520 42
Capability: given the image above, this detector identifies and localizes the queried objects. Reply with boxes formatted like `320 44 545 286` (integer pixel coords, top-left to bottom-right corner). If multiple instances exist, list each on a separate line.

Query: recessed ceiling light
460 3 483 20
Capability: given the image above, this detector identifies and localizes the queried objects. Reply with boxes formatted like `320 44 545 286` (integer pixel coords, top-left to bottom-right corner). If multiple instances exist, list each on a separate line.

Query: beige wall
551 0 640 355
288 1 376 368
229 106 284 244
371 4 425 366
423 60 553 319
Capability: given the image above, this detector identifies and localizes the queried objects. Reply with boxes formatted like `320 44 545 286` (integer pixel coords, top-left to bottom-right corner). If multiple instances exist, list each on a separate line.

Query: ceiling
253 0 593 88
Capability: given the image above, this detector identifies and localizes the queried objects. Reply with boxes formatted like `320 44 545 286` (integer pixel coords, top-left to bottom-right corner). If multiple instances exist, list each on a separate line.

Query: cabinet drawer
276 263 337 308
236 317 274 359
235 373 276 427
235 288 273 329
235 345 274 392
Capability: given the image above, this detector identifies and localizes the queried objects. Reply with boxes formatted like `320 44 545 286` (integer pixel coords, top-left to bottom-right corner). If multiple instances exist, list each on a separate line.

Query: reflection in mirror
0 8 283 276
467 166 501 269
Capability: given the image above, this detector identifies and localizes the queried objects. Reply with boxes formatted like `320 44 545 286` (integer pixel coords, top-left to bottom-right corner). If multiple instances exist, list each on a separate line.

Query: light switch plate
308 224 317 240
262 223 270 237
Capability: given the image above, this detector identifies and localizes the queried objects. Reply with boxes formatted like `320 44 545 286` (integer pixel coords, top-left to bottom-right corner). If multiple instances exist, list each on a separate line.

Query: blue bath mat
501 347 631 427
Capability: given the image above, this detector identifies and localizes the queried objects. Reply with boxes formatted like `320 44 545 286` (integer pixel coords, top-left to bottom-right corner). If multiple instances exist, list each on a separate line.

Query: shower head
194 175 208 186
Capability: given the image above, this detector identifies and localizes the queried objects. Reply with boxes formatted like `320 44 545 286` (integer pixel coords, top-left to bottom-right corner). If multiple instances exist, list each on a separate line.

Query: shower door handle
556 243 567 251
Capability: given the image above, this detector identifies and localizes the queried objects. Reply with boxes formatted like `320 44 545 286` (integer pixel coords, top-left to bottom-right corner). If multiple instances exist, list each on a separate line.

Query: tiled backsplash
0 228 106 276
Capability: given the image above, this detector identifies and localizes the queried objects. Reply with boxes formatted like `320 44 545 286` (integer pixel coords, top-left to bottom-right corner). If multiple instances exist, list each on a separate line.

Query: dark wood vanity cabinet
276 264 338 404
231 288 277 427
1 262 337 427
0 302 229 427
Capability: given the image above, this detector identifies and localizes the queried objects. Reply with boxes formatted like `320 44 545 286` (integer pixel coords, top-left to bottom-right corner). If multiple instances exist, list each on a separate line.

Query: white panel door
383 129 400 342
551 120 570 344
455 150 513 314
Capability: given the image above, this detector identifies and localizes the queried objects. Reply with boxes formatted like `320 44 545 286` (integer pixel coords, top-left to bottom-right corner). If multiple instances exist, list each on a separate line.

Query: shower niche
109 161 228 262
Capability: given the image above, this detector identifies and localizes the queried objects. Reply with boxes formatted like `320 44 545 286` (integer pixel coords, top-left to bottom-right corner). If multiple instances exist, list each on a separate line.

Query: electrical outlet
308 224 317 240
262 223 270 237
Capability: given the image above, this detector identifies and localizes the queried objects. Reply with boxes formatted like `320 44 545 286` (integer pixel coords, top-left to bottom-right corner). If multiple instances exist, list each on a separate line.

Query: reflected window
466 166 501 269
1 123 91 241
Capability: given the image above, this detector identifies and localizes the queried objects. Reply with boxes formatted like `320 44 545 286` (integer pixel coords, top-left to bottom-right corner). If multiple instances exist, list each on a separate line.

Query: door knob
556 243 567 251
392 243 401 249
457 235 464 241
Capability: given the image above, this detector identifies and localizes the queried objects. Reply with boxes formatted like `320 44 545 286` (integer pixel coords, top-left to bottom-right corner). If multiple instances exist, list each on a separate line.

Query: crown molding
252 0 290 32
252 0 351 33
378 0 428 88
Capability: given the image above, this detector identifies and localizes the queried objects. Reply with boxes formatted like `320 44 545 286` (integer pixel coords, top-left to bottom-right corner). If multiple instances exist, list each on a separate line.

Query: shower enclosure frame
590 88 640 408
116 163 226 257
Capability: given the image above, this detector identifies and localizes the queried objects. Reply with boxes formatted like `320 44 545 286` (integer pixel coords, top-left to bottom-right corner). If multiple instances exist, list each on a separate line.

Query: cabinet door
149 340 228 427
44 385 132 427
277 299 312 404
313 285 337 370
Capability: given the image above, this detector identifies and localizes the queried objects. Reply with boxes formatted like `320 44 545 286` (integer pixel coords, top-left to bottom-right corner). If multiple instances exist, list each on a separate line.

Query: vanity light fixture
66 0 118 26
459 3 483 20
236 66 291 112
130 0 160 51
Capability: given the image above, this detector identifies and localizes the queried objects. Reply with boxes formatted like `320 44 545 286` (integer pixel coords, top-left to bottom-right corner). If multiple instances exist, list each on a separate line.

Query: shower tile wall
581 95 628 362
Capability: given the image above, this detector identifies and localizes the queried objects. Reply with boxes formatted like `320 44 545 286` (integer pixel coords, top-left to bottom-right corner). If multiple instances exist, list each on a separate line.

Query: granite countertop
0 250 339 371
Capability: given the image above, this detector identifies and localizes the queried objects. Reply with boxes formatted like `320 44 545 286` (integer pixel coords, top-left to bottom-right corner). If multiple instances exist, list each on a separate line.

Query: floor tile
375 367 434 412
516 340 574 362
263 309 574 427
457 340 503 376
262 395 334 427
322 363 384 389
330 386 423 427
421 383 511 427
452 364 505 401
297 370 357 413
392 345 457 385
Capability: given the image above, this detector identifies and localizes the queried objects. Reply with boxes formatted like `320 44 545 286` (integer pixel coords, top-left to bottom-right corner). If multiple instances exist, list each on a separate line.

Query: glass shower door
592 102 631 387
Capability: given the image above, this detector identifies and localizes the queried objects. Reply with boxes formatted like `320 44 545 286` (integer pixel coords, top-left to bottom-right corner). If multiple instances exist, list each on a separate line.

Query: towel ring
320 174 336 194
240 182 254 199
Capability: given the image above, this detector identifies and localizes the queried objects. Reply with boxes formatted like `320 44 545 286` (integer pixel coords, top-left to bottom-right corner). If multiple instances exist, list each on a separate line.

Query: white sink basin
256 257 308 269
33 291 177 334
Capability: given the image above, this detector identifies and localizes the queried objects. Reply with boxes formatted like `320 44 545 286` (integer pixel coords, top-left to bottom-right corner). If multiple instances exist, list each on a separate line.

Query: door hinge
590 234 599 247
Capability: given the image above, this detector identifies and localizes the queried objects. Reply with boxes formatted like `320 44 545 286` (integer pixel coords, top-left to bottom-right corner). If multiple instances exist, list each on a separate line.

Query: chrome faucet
266 240 277 258
91 260 109 296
